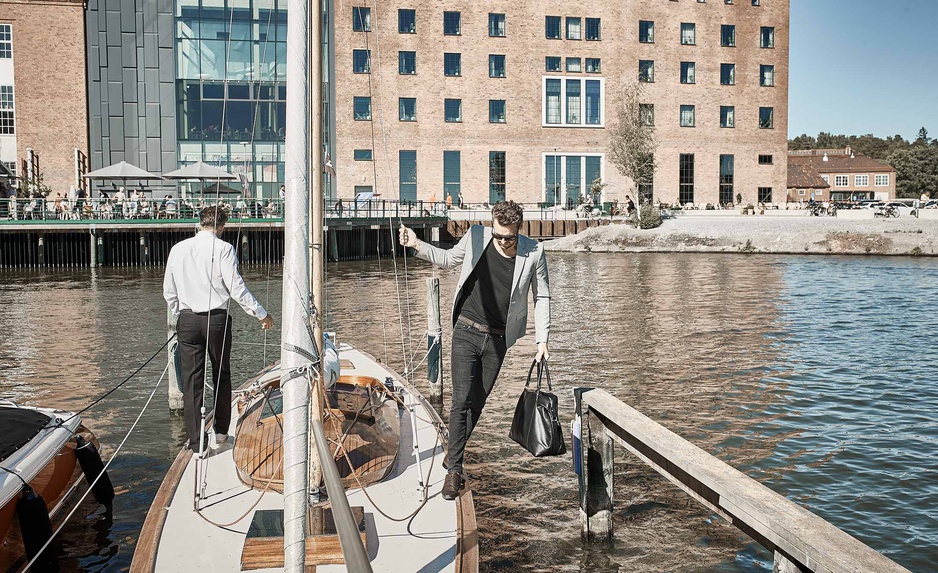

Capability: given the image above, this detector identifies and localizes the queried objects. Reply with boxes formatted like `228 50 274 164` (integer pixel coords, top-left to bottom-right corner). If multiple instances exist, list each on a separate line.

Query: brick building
787 147 896 202
335 0 790 206
0 0 88 195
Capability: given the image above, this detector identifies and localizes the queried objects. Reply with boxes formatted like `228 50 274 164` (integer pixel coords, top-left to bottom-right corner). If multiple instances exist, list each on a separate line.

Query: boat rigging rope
21 364 170 573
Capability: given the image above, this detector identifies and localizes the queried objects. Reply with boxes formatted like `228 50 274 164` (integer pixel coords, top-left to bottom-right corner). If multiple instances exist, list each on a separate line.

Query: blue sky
789 0 938 140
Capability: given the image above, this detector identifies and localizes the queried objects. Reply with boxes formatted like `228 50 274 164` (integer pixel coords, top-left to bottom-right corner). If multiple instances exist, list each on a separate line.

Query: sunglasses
492 232 519 244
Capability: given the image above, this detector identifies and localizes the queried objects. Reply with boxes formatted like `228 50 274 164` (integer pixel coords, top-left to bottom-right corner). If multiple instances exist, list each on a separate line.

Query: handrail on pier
574 388 911 573
310 418 374 573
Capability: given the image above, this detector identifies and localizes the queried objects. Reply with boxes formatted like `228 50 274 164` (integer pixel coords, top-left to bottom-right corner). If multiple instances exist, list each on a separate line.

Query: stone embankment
544 216 938 256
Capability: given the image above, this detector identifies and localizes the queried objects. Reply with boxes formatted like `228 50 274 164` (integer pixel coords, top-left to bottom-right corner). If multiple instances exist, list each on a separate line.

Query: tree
608 82 658 206
915 127 930 146
887 146 938 198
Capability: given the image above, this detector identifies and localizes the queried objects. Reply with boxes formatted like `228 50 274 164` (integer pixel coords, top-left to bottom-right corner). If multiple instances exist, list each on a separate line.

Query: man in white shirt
163 206 274 451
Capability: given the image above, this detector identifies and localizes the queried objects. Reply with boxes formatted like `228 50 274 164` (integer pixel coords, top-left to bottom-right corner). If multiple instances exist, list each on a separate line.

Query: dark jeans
447 321 508 474
176 309 233 448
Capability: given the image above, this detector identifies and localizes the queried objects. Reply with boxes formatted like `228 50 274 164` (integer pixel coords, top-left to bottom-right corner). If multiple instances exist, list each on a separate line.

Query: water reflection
0 253 933 572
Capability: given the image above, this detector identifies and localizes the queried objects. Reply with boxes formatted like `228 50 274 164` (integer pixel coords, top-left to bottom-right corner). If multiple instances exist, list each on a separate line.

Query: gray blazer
415 225 550 349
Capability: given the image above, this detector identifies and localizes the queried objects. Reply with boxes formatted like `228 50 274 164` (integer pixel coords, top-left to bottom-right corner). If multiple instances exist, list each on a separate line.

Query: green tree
887 147 938 198
608 82 658 208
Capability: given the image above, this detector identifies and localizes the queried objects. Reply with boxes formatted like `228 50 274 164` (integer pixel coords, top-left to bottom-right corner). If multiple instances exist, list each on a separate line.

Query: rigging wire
22 364 170 573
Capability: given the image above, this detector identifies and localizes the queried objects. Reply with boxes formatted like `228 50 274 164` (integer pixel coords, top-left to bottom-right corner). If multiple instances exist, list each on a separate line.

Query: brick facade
333 0 790 206
0 0 88 195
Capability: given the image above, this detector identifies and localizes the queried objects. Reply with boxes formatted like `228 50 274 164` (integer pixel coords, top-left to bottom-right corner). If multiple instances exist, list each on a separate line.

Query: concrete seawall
543 215 938 256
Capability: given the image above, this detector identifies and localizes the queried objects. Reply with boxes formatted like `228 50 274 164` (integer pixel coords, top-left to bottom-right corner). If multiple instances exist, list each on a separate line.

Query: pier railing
575 388 911 573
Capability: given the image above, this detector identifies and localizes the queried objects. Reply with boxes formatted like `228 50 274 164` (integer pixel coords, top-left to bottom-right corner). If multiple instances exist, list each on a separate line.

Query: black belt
183 308 229 317
457 315 505 336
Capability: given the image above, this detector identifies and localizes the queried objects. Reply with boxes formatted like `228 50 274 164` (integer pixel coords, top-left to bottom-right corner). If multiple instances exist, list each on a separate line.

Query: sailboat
131 1 478 571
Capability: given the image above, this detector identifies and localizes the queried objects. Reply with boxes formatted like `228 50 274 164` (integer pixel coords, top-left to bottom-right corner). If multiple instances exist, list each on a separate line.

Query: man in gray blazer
400 200 550 500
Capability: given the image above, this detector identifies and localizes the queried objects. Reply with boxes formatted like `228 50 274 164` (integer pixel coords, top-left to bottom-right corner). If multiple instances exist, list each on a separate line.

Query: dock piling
426 277 443 403
581 407 614 541
90 231 97 268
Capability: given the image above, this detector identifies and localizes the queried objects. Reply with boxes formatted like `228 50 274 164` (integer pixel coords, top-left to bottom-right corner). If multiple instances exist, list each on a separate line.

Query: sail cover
0 407 52 462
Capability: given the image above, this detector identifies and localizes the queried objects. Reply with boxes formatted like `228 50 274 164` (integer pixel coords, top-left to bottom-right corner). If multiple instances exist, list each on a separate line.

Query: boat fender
16 484 55 569
75 436 115 507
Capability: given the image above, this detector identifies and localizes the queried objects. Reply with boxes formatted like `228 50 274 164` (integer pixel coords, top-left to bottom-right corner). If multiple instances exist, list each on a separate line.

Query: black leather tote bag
509 360 567 457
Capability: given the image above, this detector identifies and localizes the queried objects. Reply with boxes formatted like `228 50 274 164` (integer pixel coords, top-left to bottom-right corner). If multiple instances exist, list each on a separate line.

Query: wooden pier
575 388 911 573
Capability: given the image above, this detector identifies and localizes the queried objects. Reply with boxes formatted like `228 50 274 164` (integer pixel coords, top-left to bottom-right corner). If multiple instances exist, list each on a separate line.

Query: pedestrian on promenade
399 200 551 500
458 191 465 209
626 195 636 218
335 199 344 217
163 206 274 450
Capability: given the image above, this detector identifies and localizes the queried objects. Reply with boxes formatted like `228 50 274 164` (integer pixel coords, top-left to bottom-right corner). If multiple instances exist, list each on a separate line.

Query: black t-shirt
456 242 516 330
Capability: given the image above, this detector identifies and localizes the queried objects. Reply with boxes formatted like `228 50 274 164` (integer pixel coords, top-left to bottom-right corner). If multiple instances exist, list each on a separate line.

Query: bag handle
524 359 553 393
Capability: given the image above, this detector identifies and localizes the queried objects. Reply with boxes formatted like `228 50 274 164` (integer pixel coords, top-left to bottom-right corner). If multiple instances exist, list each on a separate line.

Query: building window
566 57 581 73
680 154 695 205
586 18 601 40
585 58 601 73
543 77 603 127
444 12 461 35
566 17 582 40
399 51 416 75
758 187 772 203
855 175 869 186
681 23 696 45
1 161 15 177
720 106 735 128
489 55 506 77
489 13 506 37
399 98 417 122
354 149 373 161
489 151 506 202
639 21 655 43
760 64 775 86
0 85 13 135
445 99 462 123
681 62 696 84
546 56 561 71
546 16 562 39
759 106 774 129
758 154 773 165
835 175 848 187
352 7 371 32
639 60 655 82
721 24 736 46
875 174 890 186
489 100 506 123
821 175 829 184
444 53 461 76
640 104 654 126
353 49 371 73
761 26 775 48
399 9 416 33
0 24 10 59
752 0 761 6
444 151 461 204
400 150 417 202
354 96 371 120
720 154 734 205
680 105 696 127
721 63 736 85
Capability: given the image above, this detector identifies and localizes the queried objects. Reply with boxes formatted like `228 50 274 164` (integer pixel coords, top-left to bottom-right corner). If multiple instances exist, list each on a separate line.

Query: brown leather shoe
441 471 463 501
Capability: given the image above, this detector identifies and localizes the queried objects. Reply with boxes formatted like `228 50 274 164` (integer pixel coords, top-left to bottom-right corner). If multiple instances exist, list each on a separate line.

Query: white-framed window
798 189 805 196
542 152 604 206
0 24 11 59
875 174 890 186
0 161 15 176
821 175 829 184
542 76 604 128
855 175 869 186
835 175 848 187
0 85 14 135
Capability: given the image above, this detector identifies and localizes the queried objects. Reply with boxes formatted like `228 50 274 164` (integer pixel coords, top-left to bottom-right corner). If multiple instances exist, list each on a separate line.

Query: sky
789 0 938 141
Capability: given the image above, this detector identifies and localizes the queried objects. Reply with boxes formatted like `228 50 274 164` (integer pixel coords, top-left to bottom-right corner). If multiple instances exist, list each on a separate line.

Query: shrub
638 202 662 229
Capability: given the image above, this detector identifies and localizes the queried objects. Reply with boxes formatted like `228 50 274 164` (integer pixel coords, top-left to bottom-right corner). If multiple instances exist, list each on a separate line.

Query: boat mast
309 0 325 424
281 0 320 571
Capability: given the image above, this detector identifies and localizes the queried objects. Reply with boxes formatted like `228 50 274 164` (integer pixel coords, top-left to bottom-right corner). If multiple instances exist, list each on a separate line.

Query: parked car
857 200 883 210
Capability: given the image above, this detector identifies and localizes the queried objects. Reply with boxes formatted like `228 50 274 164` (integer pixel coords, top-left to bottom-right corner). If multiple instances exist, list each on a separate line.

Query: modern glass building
175 0 287 198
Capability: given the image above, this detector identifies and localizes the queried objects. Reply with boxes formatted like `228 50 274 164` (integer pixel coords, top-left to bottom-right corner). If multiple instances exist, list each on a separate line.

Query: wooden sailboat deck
134 345 476 573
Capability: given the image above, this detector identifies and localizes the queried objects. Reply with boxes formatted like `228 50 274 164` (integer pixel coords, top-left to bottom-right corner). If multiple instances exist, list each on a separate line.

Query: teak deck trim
129 448 193 573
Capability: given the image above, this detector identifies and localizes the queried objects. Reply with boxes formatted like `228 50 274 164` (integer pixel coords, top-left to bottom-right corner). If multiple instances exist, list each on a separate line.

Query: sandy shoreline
543 216 938 256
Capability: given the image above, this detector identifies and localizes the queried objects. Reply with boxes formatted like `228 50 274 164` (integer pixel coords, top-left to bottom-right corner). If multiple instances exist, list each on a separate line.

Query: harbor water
0 252 935 572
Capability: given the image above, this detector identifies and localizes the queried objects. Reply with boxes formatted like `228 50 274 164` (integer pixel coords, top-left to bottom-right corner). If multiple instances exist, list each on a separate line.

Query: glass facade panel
400 150 417 202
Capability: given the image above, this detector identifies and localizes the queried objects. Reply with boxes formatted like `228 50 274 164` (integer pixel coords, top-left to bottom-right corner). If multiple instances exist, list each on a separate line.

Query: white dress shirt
163 230 268 320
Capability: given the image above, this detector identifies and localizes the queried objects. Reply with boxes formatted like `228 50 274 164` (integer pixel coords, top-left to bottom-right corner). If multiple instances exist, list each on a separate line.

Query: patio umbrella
83 161 163 196
162 161 237 181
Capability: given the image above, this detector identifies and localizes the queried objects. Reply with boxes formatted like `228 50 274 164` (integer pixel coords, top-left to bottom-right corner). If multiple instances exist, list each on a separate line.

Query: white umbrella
83 161 163 181
162 161 237 181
